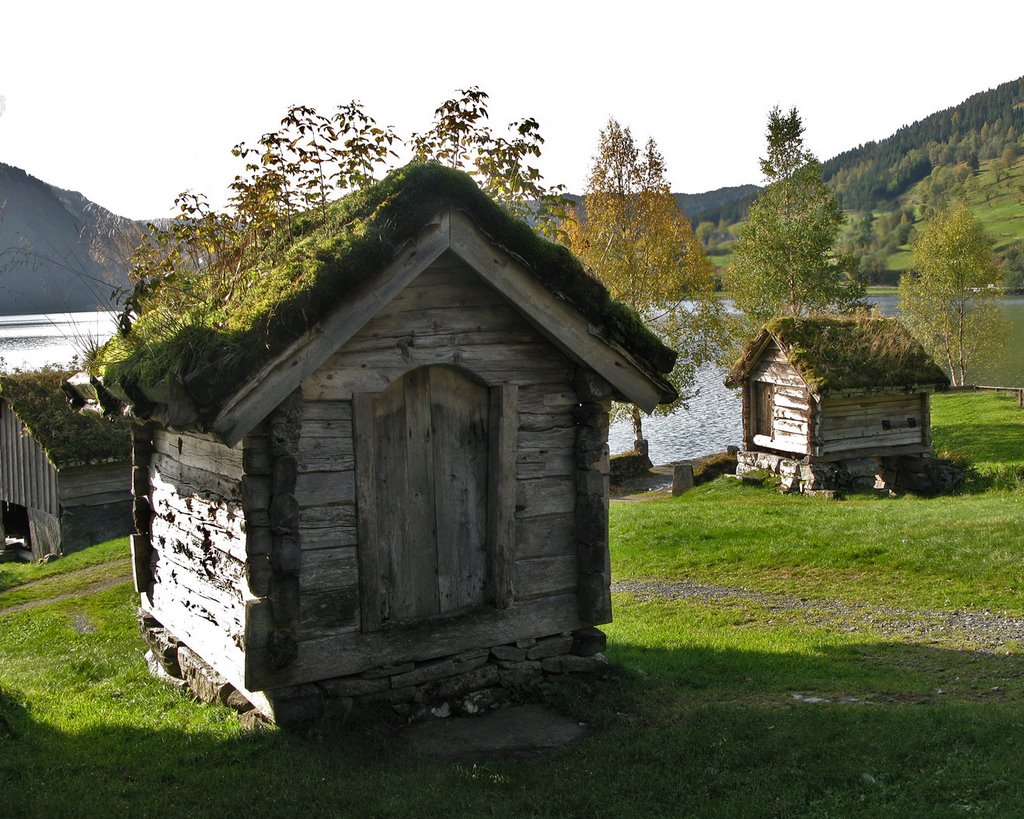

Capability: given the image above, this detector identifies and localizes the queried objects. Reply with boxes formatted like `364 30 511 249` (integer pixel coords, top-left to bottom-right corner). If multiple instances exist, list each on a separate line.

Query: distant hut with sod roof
725 316 953 495
0 367 132 560
98 164 677 726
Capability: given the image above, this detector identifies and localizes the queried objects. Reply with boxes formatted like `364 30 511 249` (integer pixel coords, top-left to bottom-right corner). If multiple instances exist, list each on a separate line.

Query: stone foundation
140 613 608 730
735 450 963 496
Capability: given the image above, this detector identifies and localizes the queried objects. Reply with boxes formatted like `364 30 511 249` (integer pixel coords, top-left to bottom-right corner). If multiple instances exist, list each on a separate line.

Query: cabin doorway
1 501 31 560
354 366 496 627
753 381 774 438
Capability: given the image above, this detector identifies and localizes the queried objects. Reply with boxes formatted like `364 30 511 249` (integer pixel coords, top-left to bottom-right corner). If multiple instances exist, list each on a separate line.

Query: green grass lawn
2 391 1023 816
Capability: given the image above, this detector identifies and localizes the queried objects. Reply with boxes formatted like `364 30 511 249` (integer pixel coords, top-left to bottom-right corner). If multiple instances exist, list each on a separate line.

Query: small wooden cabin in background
0 368 132 560
100 164 676 726
725 316 950 494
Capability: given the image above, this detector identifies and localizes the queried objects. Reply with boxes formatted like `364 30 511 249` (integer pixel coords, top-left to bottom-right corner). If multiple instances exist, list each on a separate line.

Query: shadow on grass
3 635 1024 817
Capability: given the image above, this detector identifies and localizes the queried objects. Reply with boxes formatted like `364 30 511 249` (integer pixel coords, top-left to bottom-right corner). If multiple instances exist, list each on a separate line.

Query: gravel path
612 578 1024 654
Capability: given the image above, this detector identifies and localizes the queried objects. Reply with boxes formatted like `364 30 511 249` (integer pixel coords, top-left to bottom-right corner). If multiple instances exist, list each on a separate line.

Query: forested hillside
693 75 1024 286
825 76 1024 211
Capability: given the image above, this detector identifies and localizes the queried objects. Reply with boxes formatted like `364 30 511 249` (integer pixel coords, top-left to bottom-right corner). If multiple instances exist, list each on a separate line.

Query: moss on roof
0 367 131 467
726 316 950 394
100 163 675 417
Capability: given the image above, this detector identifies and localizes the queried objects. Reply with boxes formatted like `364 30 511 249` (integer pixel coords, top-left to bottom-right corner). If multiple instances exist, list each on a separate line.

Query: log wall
58 461 132 553
747 343 813 455
815 392 929 457
143 427 251 686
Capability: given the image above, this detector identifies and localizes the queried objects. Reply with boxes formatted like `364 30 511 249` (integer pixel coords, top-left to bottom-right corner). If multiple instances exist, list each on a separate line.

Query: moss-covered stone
100 163 675 418
0 367 131 467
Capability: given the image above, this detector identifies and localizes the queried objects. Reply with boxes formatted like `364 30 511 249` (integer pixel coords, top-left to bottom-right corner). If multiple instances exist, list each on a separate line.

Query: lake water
1 298 1020 465
0 312 119 372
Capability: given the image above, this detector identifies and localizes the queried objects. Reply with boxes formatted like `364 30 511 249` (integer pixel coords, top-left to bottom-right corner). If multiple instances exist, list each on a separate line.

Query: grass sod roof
0 367 132 468
99 163 677 417
725 315 950 395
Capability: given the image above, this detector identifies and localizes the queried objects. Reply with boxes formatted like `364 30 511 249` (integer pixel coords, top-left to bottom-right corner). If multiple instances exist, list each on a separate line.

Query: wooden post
672 464 694 495
131 422 155 594
574 370 612 626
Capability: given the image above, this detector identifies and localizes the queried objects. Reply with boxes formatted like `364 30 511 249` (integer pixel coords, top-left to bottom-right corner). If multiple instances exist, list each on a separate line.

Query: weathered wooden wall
245 254 587 688
58 462 132 553
0 397 59 518
815 392 929 458
142 427 251 687
747 343 813 455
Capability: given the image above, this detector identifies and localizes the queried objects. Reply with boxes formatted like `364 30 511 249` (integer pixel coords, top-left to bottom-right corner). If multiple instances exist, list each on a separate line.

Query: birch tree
727 107 864 333
899 200 1005 385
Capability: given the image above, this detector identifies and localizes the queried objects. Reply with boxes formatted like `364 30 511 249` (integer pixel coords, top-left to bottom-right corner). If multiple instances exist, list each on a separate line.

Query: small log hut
100 164 677 726
725 316 951 494
0 368 132 560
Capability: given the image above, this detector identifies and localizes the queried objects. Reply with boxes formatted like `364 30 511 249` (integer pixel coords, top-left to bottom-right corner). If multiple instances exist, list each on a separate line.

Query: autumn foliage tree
899 200 1005 385
562 118 724 450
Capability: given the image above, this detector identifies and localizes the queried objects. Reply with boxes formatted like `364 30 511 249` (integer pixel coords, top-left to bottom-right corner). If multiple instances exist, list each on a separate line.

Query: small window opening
907 417 917 428
881 419 892 431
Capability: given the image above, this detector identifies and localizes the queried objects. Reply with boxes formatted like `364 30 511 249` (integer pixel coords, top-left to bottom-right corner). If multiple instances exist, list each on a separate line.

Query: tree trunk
631 404 644 449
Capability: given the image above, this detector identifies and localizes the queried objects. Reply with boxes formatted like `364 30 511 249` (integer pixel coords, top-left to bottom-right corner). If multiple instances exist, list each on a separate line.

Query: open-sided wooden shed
725 316 950 493
101 164 676 725
0 368 132 560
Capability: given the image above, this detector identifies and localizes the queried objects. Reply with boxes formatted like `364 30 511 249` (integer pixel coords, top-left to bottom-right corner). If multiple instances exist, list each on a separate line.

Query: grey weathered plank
352 392 381 632
516 447 575 480
398 367 440 619
153 430 244 479
431 366 489 612
58 463 130 502
148 589 247 691
300 546 358 592
149 451 242 503
515 513 576 559
293 469 356 508
487 382 517 609
302 342 574 401
513 555 578 601
515 477 575 519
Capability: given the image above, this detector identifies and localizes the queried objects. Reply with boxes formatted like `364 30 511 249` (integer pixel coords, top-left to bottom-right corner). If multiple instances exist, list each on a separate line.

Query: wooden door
354 366 514 629
753 381 774 438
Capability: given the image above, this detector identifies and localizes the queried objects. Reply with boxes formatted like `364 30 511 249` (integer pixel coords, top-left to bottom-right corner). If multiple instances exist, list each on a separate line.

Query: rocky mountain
0 163 139 314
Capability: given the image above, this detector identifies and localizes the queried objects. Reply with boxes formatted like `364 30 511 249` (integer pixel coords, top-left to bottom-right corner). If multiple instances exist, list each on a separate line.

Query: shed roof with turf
725 315 950 395
0 367 131 467
99 163 677 441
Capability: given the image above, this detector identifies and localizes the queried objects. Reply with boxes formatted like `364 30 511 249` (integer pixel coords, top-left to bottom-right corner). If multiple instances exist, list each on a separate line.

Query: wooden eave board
212 208 669 444
447 210 666 412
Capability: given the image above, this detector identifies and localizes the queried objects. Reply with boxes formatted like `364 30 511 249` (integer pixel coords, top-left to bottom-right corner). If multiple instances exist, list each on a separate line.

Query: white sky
1 0 1022 220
